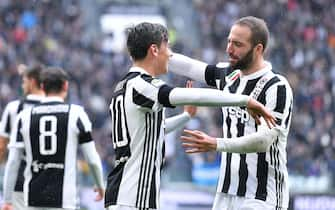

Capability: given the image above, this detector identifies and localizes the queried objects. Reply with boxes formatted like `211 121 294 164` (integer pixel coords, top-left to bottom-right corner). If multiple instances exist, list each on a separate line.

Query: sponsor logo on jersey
227 107 250 123
32 160 64 172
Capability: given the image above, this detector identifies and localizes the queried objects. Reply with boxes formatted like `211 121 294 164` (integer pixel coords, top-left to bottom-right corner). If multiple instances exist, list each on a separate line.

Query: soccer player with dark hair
169 16 293 210
2 67 104 210
104 22 276 210
0 64 45 210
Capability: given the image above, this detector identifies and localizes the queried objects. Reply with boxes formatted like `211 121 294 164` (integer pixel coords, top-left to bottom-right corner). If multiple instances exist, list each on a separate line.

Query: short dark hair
41 67 69 94
126 22 168 61
234 16 269 52
22 64 44 88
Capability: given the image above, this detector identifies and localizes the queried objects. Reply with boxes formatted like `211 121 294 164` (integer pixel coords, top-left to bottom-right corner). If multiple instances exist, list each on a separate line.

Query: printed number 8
39 116 57 155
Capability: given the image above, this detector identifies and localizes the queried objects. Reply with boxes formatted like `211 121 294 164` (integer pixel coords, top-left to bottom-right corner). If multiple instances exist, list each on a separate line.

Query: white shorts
12 191 25 210
212 193 287 210
106 204 156 210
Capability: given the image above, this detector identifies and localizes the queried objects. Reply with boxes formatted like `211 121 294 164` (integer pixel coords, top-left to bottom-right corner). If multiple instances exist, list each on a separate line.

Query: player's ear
149 44 159 56
255 43 264 54
63 81 69 92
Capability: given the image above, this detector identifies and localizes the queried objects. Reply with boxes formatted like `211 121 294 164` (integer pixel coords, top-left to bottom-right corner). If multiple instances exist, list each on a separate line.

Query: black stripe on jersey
5 114 11 133
158 85 175 108
255 152 268 201
229 78 240 93
257 76 280 105
274 85 286 114
136 113 153 208
149 110 162 208
222 109 232 193
237 154 248 196
141 112 155 208
222 154 232 193
135 113 148 207
133 88 155 109
14 119 25 191
17 100 25 114
77 117 92 144
104 161 127 207
14 161 26 192
285 100 293 128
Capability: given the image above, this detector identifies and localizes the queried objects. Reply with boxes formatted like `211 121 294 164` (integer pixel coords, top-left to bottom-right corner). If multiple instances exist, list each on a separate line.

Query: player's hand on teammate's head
246 98 276 128
181 129 217 153
1 203 13 210
94 187 104 201
183 80 197 117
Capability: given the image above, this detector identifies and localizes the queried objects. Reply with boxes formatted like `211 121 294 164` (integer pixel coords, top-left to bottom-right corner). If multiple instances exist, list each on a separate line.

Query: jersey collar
239 61 272 80
129 66 152 76
41 96 64 103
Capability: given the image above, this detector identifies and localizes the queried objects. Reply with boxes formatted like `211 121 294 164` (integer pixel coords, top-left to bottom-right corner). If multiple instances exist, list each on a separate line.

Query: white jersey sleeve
71 105 93 144
80 142 104 189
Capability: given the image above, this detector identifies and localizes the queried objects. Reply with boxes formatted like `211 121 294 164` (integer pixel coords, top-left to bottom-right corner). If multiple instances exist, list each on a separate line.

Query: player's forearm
169 88 250 107
81 142 105 189
3 148 22 203
217 128 280 153
165 112 191 134
169 53 208 83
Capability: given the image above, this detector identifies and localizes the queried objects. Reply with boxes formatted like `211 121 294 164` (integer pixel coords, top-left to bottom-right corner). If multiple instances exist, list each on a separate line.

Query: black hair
40 67 69 94
126 22 168 61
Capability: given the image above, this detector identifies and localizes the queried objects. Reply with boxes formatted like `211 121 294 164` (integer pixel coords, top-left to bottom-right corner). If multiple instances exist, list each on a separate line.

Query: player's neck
30 89 45 96
241 57 266 76
133 60 157 77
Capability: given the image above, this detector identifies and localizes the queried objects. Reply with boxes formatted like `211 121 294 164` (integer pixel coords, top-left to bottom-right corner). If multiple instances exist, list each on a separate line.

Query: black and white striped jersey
9 97 94 209
205 62 293 209
0 94 44 192
105 67 175 209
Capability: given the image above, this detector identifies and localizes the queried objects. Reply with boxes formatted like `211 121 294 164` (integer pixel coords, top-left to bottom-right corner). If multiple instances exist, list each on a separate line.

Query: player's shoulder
271 71 292 88
70 103 85 112
132 73 166 88
5 99 21 110
1 99 22 116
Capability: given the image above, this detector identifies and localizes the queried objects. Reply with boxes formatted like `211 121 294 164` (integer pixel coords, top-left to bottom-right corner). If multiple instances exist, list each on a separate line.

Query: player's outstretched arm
181 127 280 154
165 81 197 133
168 53 208 83
167 87 275 128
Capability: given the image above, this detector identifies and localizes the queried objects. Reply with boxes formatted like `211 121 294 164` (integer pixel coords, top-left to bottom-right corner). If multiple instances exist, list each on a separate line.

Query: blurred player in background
0 64 45 210
105 22 276 210
169 16 293 210
2 67 104 210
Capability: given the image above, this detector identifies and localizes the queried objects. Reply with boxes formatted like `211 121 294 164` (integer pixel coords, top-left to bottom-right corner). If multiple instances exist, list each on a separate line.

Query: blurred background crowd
0 0 334 209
